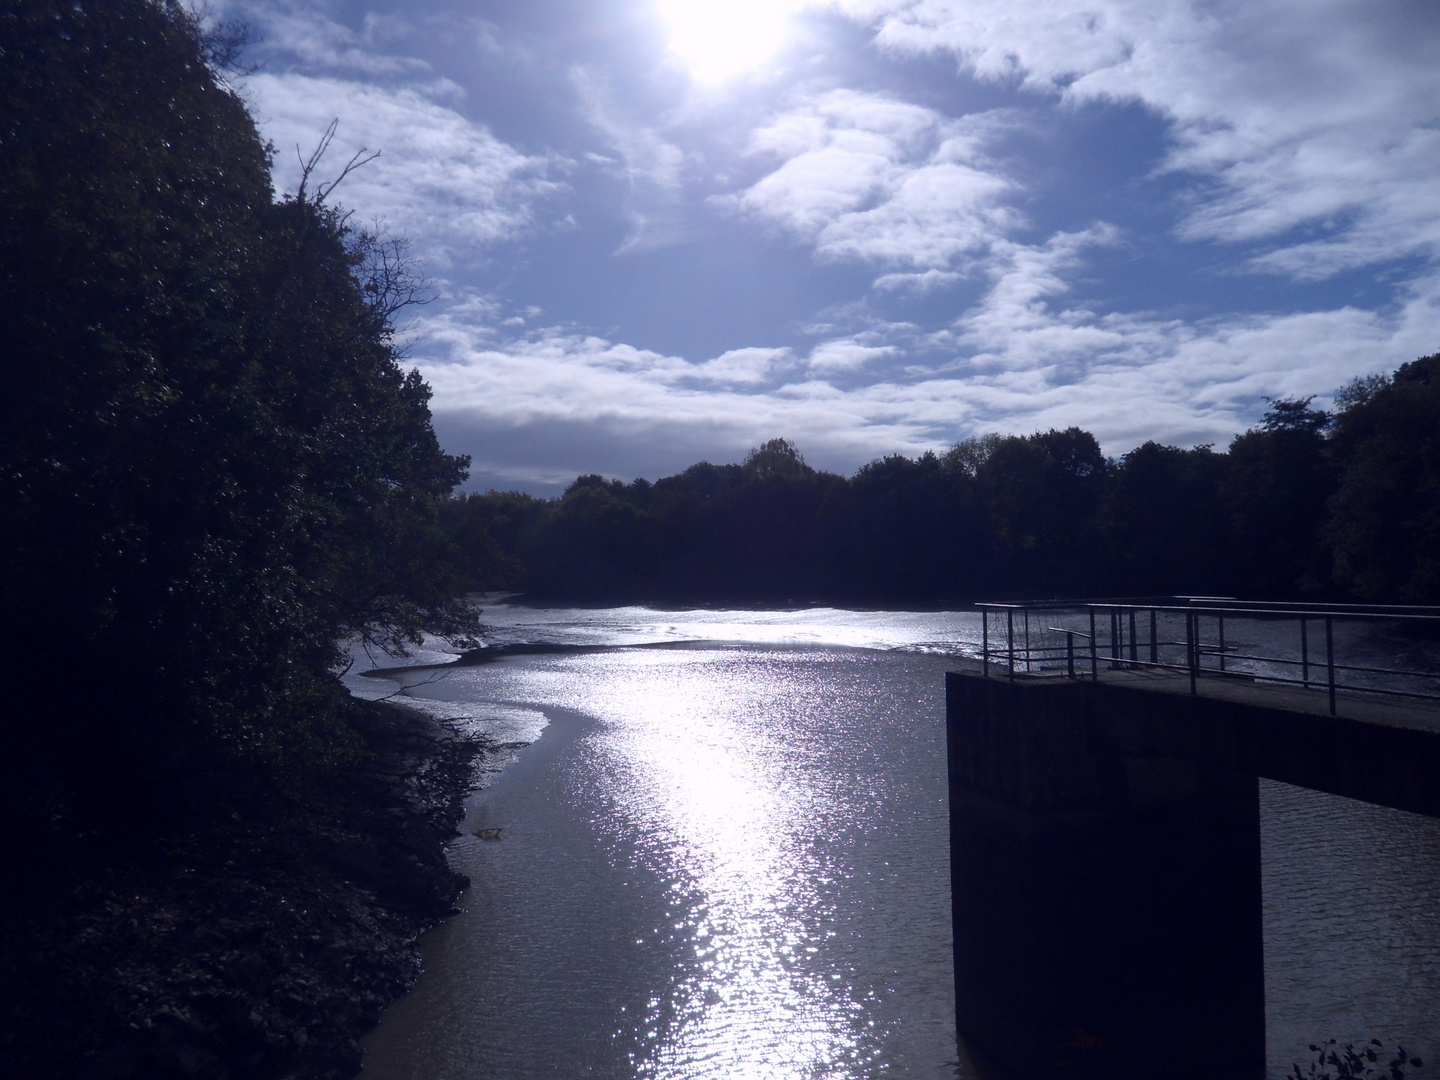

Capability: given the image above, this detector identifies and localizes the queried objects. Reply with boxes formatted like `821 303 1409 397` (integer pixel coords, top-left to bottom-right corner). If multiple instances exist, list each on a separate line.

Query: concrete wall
947 672 1267 1080
959 671 1440 818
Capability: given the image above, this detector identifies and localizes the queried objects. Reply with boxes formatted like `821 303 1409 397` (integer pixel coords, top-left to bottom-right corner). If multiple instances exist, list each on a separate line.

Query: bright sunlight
654 0 810 84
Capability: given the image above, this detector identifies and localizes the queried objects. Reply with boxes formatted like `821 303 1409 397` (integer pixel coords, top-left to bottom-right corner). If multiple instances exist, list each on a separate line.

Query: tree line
444 363 1440 606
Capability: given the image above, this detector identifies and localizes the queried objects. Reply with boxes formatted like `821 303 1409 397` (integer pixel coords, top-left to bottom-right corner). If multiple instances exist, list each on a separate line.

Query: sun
653 0 809 84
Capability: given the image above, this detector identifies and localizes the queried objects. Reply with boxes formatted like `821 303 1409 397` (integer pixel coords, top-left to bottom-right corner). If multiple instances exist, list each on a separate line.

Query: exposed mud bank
0 701 486 1080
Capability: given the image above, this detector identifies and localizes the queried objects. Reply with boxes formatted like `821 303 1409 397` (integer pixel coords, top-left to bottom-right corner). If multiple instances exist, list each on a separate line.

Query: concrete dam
946 600 1440 1080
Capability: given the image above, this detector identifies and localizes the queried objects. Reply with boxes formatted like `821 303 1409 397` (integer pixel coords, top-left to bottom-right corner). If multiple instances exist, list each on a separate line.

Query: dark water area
348 605 1440 1079
1262 781 1440 1067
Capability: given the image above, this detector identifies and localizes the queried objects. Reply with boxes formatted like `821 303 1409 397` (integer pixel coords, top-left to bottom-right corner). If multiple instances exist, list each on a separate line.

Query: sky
216 0 1440 493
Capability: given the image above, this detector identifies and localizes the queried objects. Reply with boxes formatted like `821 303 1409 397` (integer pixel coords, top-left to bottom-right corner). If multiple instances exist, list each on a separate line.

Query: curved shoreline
358 700 599 1075
0 700 488 1080
362 637 984 678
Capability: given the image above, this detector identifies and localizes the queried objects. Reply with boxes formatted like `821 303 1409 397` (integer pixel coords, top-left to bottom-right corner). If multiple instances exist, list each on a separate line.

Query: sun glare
654 0 808 84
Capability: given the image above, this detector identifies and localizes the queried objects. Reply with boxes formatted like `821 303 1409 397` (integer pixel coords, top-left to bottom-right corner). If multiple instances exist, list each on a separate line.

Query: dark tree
843 452 984 601
442 490 544 591
974 428 1109 595
742 437 810 480
523 475 651 597
1223 397 1334 597
0 0 476 829
442 370 1440 608
1326 356 1440 602
1103 442 1230 596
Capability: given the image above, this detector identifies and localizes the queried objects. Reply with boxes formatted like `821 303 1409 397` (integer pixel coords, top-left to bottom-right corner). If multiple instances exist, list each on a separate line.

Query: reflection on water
465 601 988 657
362 644 963 1079
353 604 1440 1079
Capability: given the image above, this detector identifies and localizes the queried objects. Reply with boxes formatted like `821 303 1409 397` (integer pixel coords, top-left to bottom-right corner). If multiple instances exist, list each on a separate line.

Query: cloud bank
223 0 1440 492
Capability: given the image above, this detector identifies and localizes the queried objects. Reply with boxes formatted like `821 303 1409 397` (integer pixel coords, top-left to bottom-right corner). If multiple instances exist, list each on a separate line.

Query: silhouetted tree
975 428 1108 595
442 491 544 591
843 452 984 600
0 0 476 828
1326 356 1440 602
444 369 1440 608
1104 442 1229 596
1224 397 1334 597
524 475 650 596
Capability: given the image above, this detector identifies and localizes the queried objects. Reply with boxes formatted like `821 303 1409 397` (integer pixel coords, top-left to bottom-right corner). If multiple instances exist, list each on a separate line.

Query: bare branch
374 668 452 701
317 146 380 202
353 219 436 324
294 119 379 204
184 1 259 78
294 118 337 201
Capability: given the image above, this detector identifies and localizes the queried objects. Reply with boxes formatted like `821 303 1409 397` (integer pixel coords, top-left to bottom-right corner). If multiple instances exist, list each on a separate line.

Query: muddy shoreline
0 700 487 1080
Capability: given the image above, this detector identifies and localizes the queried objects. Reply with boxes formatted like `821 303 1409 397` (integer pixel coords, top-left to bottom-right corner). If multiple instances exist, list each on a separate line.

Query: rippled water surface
351 603 1440 1079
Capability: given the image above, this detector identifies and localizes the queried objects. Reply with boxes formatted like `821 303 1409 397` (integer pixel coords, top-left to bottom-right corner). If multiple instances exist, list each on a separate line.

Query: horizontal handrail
982 599 1440 623
976 598 1440 715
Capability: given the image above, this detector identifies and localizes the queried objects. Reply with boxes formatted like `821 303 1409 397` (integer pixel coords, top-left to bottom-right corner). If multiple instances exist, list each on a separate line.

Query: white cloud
946 226 1129 371
806 339 895 371
851 0 1440 277
221 0 1440 491
221 0 431 77
726 90 1019 269
924 231 1440 451
571 68 698 253
574 72 689 191
690 347 796 385
873 269 963 292
246 73 562 264
416 256 1440 486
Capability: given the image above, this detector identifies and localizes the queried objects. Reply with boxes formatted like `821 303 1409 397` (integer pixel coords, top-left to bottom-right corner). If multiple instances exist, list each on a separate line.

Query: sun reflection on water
353 607 1440 1080
564 651 879 1076
370 644 961 1078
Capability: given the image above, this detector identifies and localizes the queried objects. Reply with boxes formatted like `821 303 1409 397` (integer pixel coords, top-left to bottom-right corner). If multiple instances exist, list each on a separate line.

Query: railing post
974 599 1431 710
1326 616 1336 715
1187 611 1197 695
1007 608 1015 682
1089 607 1098 682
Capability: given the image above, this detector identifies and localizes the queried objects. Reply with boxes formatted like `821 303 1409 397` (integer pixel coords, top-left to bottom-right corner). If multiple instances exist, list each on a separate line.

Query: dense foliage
0 0 476 829
446 363 1440 606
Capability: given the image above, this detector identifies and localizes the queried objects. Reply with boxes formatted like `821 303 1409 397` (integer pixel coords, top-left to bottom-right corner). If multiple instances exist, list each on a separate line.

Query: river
345 602 1440 1079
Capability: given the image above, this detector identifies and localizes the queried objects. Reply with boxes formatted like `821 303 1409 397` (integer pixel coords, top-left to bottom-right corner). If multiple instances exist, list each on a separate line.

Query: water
348 603 1440 1078
1261 781 1440 1070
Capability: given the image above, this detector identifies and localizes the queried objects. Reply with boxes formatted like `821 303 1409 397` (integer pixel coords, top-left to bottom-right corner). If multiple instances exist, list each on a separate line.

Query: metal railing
977 598 1440 715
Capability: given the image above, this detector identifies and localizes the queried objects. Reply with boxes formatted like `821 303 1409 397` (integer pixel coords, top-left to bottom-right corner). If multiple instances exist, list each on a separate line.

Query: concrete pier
946 669 1440 1079
947 672 1264 1079
950 596 1440 1077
